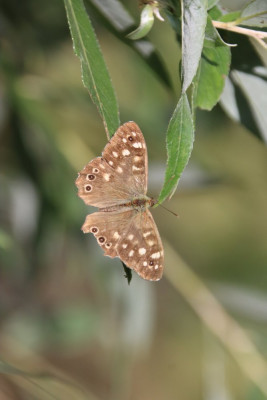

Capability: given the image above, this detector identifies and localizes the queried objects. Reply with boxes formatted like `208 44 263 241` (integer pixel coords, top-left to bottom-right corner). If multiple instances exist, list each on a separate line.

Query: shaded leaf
158 93 194 203
240 0 267 28
64 0 120 138
220 69 267 143
250 36 267 67
88 0 172 88
181 0 208 92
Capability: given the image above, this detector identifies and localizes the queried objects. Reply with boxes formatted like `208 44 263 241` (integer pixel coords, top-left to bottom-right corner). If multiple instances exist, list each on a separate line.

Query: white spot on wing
122 149 130 156
144 231 151 238
128 234 134 240
132 165 142 171
122 243 127 249
113 232 120 239
132 142 142 148
151 252 160 259
129 250 134 257
108 160 113 166
143 261 147 266
139 248 146 255
117 166 123 173
148 240 154 246
112 151 118 158
103 173 110 181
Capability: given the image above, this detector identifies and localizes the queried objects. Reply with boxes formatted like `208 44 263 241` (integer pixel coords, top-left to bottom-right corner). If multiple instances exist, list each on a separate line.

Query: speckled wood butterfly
75 122 164 281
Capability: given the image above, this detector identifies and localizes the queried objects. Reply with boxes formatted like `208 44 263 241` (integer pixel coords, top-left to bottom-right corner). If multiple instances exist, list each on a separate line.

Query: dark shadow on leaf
201 52 219 67
232 78 262 141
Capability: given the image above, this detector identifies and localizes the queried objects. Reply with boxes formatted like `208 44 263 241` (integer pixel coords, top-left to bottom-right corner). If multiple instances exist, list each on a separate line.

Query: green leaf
193 16 231 110
240 0 267 28
219 11 241 23
157 93 194 204
64 0 120 138
208 4 222 20
181 0 208 93
127 4 155 40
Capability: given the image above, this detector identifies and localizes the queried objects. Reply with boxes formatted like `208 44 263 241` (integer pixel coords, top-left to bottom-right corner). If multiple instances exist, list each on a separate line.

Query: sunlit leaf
64 0 120 138
181 0 208 93
158 93 194 203
193 16 231 110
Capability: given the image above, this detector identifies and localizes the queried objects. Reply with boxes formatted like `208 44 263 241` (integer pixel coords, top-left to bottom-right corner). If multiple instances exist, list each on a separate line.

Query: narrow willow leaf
221 70 267 143
250 36 267 67
127 4 155 40
157 93 194 204
181 0 208 93
193 16 231 110
219 11 241 23
64 0 120 138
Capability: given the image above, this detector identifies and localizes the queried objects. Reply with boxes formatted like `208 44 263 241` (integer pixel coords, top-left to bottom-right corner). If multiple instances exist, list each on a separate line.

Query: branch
212 20 267 40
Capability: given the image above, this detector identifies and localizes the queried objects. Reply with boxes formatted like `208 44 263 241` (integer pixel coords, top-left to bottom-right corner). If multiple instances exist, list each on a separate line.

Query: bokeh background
1 1 267 399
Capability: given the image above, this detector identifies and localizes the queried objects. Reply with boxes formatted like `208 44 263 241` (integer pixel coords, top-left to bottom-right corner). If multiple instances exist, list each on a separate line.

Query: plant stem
212 20 267 40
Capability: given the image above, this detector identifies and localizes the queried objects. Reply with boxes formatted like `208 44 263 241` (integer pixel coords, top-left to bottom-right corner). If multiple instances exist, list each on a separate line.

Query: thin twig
212 20 267 40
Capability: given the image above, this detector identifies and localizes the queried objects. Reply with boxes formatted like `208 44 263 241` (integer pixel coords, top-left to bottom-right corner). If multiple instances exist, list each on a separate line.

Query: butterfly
75 121 164 281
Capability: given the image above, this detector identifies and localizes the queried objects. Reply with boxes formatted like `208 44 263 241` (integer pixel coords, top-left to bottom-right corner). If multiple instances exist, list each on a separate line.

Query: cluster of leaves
64 0 267 203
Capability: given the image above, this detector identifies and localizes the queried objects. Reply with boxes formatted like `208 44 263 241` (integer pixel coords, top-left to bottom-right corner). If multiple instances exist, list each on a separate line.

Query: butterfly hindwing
117 209 164 281
82 208 164 281
82 209 135 258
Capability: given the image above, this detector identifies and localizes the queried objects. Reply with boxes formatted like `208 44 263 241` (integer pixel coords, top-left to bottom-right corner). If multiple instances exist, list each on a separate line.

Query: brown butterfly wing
117 209 164 281
82 208 164 281
75 122 148 208
82 209 136 258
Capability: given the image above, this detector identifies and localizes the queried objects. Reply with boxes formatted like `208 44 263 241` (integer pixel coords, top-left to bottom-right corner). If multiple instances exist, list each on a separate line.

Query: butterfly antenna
157 203 179 218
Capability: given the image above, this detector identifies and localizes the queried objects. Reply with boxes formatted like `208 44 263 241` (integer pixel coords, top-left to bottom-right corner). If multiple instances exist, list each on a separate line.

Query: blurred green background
1 1 267 399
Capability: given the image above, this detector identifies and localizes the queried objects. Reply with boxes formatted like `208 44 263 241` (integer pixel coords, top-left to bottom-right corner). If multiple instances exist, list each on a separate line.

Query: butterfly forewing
75 122 148 208
76 121 164 281
103 122 148 194
76 158 133 209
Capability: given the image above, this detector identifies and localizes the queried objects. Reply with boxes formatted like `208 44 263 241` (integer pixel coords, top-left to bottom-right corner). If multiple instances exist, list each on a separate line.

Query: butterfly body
76 122 164 281
99 196 155 213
